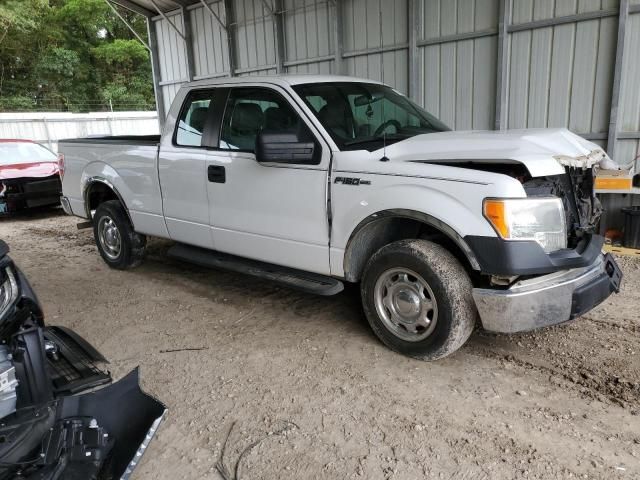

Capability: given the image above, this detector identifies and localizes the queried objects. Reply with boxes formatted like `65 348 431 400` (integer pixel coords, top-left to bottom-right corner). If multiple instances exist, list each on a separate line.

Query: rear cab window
219 87 302 152
174 90 216 147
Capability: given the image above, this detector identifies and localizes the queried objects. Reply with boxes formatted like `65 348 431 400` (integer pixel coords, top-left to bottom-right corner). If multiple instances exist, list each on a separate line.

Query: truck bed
59 136 163 234
59 135 160 146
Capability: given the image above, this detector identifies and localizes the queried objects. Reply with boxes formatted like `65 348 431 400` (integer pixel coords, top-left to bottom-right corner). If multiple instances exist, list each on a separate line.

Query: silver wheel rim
373 267 438 342
97 216 122 260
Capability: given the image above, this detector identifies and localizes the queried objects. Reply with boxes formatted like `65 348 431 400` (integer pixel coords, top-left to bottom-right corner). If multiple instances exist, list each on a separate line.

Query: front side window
175 90 214 147
293 82 450 151
220 87 300 152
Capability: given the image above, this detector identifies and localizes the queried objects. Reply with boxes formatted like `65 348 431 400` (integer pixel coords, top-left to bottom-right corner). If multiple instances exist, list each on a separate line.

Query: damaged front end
0 240 165 479
0 175 62 215
523 150 611 248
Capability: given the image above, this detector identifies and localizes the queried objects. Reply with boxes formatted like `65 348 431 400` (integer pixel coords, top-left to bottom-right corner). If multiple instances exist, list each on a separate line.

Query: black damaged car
0 239 165 479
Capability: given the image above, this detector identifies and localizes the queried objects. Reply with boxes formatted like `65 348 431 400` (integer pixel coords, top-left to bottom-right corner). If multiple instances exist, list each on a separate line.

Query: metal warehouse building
112 0 640 176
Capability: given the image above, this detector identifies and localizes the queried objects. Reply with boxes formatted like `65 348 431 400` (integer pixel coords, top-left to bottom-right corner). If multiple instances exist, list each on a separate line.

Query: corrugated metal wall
420 0 499 130
283 0 334 74
149 0 640 171
342 0 409 92
507 0 618 150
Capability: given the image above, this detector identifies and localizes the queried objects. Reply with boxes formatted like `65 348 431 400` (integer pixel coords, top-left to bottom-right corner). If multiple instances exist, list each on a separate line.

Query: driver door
205 85 332 275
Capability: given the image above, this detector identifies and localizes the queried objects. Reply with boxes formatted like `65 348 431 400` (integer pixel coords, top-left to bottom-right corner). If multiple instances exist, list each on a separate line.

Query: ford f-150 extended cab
59 75 622 360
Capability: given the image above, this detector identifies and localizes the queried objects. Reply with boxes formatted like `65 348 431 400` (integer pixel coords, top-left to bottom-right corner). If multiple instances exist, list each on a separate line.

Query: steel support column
147 18 166 128
181 6 195 80
332 0 344 74
273 0 286 73
223 0 238 76
607 0 629 161
408 0 421 103
494 0 510 130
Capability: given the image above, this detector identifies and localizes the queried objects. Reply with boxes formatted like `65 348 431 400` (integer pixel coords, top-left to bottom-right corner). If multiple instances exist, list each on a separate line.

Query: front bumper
0 176 61 213
0 254 166 479
472 253 622 333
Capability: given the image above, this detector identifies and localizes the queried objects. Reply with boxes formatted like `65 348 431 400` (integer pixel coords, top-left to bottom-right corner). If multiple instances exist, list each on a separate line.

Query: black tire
92 200 146 269
361 239 476 360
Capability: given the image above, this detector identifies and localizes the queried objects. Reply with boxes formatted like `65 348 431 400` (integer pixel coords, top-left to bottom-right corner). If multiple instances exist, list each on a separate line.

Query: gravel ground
1 208 639 480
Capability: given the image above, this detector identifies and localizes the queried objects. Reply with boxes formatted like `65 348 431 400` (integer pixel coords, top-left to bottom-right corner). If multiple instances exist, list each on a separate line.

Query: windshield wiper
343 133 410 147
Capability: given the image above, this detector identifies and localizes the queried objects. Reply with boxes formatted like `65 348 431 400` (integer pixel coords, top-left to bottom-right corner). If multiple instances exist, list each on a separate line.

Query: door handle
208 165 225 183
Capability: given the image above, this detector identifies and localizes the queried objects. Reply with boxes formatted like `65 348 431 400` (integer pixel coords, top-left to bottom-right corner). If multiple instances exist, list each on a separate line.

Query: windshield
293 82 450 151
0 142 57 165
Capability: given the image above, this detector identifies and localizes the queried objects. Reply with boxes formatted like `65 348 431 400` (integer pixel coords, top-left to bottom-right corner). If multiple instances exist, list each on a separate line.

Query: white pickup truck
59 75 622 360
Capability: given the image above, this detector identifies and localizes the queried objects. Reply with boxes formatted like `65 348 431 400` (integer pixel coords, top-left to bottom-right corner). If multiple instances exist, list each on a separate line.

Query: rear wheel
361 239 476 360
93 200 146 269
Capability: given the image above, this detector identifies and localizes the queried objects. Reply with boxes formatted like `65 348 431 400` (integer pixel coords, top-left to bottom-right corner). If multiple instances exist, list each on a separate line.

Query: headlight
483 197 567 253
0 267 19 320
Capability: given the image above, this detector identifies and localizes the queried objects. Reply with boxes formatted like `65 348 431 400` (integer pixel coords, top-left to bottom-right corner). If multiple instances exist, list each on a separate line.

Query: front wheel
93 200 146 269
361 239 476 360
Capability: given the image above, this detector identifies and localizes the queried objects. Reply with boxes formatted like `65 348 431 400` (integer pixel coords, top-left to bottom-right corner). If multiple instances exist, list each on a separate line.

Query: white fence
0 111 160 151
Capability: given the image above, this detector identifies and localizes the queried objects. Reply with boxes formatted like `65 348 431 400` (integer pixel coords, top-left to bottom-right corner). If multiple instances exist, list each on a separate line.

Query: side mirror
255 131 318 165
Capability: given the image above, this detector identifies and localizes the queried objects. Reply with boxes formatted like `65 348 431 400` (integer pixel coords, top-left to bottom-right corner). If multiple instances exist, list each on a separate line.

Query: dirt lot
1 209 639 479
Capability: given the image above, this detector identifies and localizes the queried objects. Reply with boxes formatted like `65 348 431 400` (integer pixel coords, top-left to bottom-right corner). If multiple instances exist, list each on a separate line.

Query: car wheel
361 239 476 360
93 200 146 269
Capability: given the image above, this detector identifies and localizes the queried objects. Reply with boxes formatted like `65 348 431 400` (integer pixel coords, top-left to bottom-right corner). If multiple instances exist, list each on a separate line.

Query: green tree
93 39 154 109
0 0 154 112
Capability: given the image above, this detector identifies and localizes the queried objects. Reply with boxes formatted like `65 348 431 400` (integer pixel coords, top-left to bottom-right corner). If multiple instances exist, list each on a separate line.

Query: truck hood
385 128 612 177
0 161 60 180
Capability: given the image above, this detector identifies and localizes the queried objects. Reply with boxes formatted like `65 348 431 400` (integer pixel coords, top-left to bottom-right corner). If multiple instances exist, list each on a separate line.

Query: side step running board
167 243 344 296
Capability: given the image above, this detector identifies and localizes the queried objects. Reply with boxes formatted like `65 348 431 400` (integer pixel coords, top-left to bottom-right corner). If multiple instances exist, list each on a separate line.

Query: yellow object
603 244 640 256
483 200 509 237
594 177 633 190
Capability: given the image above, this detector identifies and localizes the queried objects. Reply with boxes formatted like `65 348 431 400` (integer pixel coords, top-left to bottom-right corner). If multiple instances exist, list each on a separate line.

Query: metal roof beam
149 0 185 39
104 0 150 50
508 8 618 33
110 0 155 17
199 0 227 31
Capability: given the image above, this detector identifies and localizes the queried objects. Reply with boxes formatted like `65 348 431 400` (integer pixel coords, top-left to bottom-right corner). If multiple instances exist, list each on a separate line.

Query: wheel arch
342 209 480 282
83 177 132 224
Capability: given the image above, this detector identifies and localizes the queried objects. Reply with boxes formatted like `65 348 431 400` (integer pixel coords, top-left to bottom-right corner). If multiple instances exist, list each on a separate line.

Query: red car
0 139 63 214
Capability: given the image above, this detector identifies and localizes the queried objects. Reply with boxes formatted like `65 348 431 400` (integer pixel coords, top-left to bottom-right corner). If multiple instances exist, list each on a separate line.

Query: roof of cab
185 74 385 89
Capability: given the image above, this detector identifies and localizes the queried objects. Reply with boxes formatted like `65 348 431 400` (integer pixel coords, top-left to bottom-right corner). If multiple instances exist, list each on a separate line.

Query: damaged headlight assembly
483 197 567 253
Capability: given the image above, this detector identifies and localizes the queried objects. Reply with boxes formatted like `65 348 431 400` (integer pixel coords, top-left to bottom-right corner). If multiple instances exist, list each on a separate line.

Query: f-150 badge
334 177 371 186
